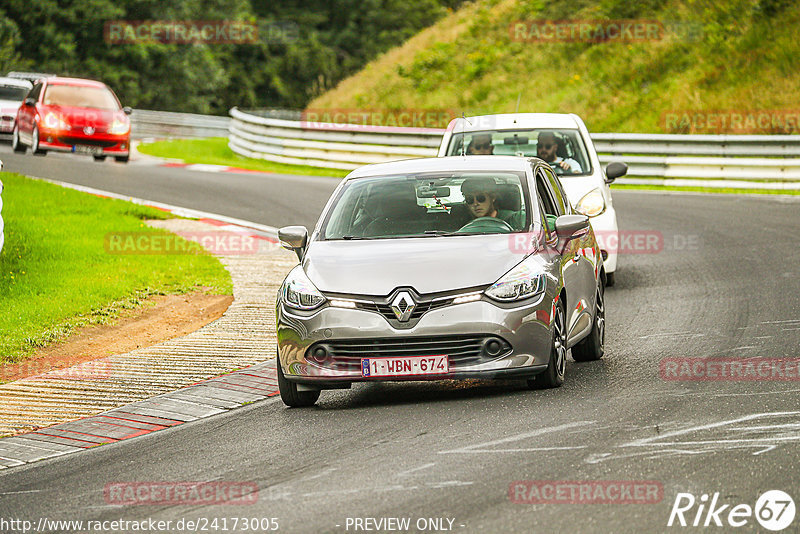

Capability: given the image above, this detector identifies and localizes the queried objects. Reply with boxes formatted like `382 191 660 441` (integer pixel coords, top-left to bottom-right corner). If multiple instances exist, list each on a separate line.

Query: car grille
307 334 511 373
57 136 117 148
355 298 452 322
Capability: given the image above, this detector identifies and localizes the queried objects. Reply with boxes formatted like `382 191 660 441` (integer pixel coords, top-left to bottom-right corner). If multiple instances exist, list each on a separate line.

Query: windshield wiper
422 230 453 236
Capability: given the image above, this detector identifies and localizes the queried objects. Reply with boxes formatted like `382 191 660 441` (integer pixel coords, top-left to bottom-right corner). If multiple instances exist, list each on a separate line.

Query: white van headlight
575 187 606 217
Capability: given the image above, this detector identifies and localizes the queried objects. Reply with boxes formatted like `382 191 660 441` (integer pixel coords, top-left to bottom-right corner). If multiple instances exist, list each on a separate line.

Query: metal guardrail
228 107 800 182
131 109 230 140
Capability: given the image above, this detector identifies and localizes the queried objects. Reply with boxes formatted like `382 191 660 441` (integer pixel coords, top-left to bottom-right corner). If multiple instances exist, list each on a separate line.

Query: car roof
450 113 581 132
44 77 108 88
0 77 32 89
345 156 532 179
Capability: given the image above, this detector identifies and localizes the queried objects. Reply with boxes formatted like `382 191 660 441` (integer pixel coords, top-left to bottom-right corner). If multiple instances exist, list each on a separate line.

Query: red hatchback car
12 77 131 163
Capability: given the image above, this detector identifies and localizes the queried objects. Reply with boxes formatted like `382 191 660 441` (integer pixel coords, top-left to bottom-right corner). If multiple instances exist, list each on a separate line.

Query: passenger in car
460 177 525 229
537 131 581 173
466 133 494 155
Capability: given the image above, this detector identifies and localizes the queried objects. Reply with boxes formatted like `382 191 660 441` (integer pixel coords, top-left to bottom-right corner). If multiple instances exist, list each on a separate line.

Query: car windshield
446 128 592 176
0 85 28 101
322 171 531 240
43 84 120 110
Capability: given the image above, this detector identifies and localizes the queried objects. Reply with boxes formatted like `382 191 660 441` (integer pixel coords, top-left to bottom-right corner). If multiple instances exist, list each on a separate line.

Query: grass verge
137 137 349 178
0 173 233 364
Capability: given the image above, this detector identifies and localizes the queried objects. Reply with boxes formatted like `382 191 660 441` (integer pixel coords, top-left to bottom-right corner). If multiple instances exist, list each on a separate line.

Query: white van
438 113 627 285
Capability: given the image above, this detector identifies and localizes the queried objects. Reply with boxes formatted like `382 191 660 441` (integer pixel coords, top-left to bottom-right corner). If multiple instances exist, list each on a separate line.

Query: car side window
535 169 562 216
27 83 42 102
542 166 569 214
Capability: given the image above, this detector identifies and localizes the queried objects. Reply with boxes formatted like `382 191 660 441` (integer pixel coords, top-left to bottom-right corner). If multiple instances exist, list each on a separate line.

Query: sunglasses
464 193 489 204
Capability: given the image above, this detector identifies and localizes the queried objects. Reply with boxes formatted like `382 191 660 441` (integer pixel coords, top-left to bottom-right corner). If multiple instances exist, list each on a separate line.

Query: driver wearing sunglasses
537 131 581 174
466 133 494 155
460 177 525 229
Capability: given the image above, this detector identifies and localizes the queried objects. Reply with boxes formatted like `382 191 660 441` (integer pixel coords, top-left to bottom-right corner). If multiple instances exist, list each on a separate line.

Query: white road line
439 421 595 454
30 176 280 238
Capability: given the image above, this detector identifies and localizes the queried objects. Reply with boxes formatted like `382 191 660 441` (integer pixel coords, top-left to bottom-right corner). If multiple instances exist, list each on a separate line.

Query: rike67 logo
668 490 795 531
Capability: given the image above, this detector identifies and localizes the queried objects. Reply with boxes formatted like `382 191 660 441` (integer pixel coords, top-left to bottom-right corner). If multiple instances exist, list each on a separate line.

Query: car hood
304 234 529 295
0 99 23 111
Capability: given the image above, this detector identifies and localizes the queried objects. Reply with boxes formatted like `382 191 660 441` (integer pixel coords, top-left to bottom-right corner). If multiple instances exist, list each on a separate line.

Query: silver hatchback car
276 156 607 407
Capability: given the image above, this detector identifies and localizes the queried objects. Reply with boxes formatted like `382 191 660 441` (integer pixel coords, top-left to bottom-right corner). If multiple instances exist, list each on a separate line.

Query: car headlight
485 261 547 302
575 187 606 217
43 112 69 130
109 119 130 135
281 265 326 310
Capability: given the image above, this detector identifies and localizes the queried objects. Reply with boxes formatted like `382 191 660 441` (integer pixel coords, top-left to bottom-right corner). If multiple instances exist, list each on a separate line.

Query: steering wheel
456 217 514 234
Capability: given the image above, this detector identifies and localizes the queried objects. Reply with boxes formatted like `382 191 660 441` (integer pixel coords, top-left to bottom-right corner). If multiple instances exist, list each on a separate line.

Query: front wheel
31 126 46 155
11 126 26 153
572 279 605 362
277 355 320 407
115 155 129 163
93 155 106 162
528 299 567 389
605 272 615 287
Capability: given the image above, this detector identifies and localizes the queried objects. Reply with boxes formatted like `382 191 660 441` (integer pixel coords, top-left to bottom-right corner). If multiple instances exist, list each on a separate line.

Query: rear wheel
11 126 25 153
528 299 566 389
572 279 605 362
277 354 320 407
31 126 46 155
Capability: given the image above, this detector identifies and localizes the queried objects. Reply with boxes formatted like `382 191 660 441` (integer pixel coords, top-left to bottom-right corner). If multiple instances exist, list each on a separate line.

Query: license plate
73 144 102 155
361 355 449 378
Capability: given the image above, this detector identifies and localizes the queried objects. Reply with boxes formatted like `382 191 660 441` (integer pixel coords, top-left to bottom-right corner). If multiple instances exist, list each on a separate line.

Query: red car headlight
43 112 70 130
109 118 130 135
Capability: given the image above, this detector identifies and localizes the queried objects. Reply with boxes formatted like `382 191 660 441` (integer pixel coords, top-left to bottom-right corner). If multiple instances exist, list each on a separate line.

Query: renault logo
390 291 416 322
83 126 95 135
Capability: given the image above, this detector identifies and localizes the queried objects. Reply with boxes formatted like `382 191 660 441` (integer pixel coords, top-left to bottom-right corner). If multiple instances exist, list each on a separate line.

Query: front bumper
37 128 130 156
276 295 554 386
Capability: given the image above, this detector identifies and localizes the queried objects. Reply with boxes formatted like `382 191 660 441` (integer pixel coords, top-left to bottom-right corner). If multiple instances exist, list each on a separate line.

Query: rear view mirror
122 106 133 115
278 226 308 261
504 136 529 145
24 97 36 106
605 161 628 183
418 186 450 198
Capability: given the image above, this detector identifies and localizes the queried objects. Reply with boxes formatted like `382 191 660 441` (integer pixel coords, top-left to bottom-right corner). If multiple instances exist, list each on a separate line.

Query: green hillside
308 0 800 133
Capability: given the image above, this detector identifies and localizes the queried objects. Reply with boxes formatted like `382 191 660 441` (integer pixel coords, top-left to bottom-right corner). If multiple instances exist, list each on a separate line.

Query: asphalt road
1 146 800 533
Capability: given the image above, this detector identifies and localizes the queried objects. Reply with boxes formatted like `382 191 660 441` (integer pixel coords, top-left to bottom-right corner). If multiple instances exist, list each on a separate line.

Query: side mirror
605 161 628 183
555 214 590 240
122 106 133 115
278 226 308 261
24 97 36 107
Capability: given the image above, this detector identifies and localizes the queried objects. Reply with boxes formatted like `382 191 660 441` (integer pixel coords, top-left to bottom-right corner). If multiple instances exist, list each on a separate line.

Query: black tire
11 126 26 153
572 278 605 362
31 126 46 155
605 271 615 287
528 299 567 389
115 155 129 163
277 355 320 407
93 155 106 162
